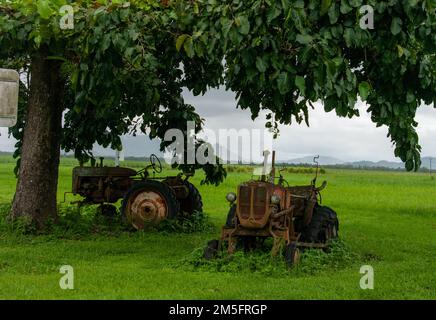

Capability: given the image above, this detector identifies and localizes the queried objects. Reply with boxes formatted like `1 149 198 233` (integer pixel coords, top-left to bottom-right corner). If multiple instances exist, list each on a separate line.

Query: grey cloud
0 88 434 163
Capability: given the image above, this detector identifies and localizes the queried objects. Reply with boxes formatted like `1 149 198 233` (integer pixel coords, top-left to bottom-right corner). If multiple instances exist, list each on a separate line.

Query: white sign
0 68 19 127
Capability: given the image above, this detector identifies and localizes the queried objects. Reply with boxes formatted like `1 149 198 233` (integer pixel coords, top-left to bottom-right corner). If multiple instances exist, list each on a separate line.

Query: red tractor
69 154 202 229
203 151 339 266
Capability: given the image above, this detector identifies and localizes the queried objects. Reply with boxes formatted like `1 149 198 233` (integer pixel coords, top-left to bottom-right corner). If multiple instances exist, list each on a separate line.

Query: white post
115 150 120 167
262 150 270 179
0 68 19 128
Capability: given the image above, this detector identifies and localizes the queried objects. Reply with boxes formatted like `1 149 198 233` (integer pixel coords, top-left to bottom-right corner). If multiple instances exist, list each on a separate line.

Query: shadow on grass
0 203 216 241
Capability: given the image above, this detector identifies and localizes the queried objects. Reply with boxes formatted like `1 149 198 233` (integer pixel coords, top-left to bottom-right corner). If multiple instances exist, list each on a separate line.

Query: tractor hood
236 181 286 229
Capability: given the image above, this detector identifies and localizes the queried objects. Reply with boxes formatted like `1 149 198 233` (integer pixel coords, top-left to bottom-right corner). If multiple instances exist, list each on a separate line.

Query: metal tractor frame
65 154 203 230
204 152 339 266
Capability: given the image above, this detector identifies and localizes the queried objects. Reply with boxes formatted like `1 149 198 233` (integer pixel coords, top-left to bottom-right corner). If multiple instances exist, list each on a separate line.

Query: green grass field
0 156 435 300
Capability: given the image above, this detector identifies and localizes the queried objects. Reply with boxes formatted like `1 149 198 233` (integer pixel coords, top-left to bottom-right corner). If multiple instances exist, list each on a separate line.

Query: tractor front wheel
121 180 179 230
224 205 237 228
284 242 301 267
203 239 219 260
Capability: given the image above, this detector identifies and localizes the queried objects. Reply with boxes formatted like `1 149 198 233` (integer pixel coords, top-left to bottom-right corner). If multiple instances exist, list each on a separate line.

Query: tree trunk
10 49 63 229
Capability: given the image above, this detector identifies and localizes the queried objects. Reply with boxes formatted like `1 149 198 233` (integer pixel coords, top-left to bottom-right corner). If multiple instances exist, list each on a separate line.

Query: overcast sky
0 87 434 163
183 88 436 162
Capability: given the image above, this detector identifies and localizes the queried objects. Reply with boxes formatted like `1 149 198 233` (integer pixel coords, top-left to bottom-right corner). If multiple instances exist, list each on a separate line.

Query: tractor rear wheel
302 205 339 243
318 206 339 242
179 181 203 216
284 242 301 267
121 180 179 230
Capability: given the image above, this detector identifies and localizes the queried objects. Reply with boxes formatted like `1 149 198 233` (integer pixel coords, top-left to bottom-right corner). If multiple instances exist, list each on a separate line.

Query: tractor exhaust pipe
261 150 276 183
261 150 271 181
270 151 276 183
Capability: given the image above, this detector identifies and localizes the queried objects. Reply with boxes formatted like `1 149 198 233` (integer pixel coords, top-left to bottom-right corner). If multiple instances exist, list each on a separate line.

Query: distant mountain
285 155 406 170
346 160 404 169
285 156 345 166
421 157 436 170
91 135 163 158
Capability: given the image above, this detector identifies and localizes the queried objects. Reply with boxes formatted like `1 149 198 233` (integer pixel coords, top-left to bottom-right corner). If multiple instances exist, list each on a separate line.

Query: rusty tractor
69 154 203 229
203 151 339 266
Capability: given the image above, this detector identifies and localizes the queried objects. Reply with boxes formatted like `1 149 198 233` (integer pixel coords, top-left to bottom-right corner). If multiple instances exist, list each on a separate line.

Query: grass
0 155 435 299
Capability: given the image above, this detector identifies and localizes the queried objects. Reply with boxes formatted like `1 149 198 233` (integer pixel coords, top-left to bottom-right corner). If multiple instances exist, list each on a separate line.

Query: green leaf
358 81 371 101
34 34 42 47
321 0 332 15
37 0 53 19
391 17 402 35
328 3 339 24
406 92 415 103
256 56 267 73
295 75 306 95
183 37 194 58
194 2 199 14
396 44 404 57
332 57 343 66
221 18 233 37
277 72 290 95
324 97 336 112
344 28 354 47
348 0 362 7
266 5 282 23
340 0 353 14
237 16 250 35
405 159 414 171
176 34 189 52
296 34 313 44
281 0 290 12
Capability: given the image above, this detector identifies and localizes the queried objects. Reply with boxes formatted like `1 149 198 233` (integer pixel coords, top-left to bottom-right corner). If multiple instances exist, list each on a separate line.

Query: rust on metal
206 151 338 266
125 189 168 229
71 155 202 230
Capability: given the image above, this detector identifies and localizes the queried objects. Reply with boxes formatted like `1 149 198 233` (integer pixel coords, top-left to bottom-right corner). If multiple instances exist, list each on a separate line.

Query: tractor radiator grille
239 186 251 219
253 187 266 218
238 186 267 220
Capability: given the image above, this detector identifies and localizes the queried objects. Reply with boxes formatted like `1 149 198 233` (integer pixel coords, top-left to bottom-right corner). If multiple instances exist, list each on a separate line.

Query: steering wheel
150 154 162 173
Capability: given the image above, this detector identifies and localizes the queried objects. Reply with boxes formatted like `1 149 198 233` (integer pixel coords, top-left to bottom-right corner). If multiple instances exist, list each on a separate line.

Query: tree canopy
0 0 226 185
174 0 436 170
0 0 435 175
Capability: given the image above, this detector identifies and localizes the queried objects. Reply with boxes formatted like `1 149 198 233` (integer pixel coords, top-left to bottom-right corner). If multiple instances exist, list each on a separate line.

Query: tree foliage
175 0 436 170
0 0 435 177
0 0 226 185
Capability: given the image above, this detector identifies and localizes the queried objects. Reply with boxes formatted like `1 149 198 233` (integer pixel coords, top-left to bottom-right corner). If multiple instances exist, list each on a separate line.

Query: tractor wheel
302 205 339 243
121 180 179 230
284 242 301 267
240 236 258 252
203 239 219 260
318 206 339 242
324 206 339 239
179 181 203 215
224 204 237 228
